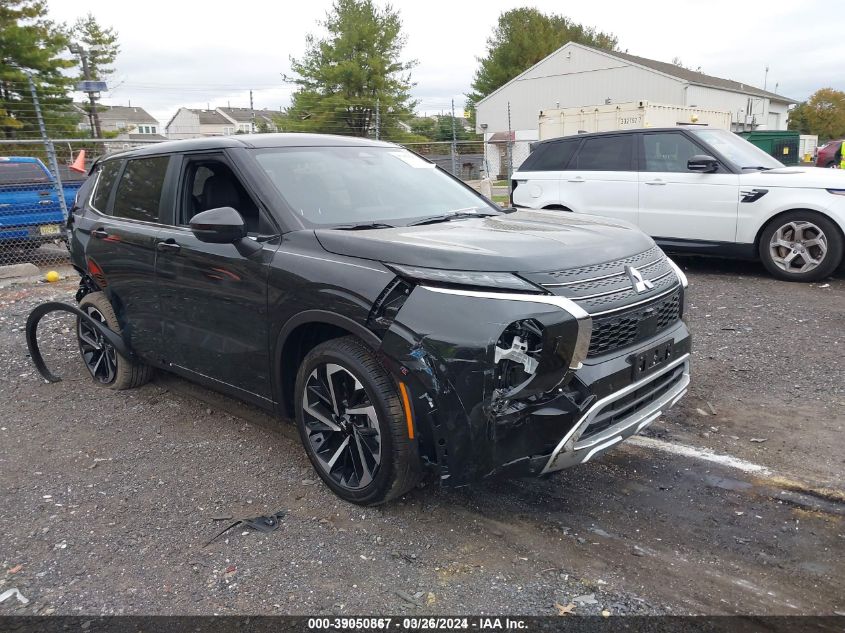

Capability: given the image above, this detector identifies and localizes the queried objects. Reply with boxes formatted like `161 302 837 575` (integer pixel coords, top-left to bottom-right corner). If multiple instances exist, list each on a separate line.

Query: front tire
77 292 153 389
759 211 843 282
294 336 421 505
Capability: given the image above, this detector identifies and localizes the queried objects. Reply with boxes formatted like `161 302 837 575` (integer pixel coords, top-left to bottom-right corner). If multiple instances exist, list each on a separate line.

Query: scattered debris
573 594 598 605
554 602 576 615
602 609 611 617
395 590 422 606
706 401 717 415
204 510 285 547
0 588 29 605
631 546 646 557
750 438 768 443
819 284 830 289
7 565 22 574
695 408 710 416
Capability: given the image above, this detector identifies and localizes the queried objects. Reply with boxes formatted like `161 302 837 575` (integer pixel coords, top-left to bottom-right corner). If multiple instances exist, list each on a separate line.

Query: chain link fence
0 138 166 269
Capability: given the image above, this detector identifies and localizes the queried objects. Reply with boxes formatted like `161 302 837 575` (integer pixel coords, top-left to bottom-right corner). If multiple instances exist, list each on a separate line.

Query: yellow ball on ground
45 270 60 283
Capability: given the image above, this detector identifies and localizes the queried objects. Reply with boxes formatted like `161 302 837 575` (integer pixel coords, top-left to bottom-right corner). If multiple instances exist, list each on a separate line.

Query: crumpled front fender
377 285 591 486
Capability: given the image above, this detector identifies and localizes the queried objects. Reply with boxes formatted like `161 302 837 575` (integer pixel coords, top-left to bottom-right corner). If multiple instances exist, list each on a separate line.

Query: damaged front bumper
377 283 691 486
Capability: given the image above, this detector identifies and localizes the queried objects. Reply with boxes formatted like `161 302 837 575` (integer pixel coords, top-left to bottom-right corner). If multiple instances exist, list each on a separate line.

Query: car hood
314 210 655 273
741 166 845 189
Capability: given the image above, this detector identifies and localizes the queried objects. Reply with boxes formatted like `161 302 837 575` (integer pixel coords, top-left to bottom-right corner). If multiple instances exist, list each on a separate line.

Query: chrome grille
588 290 681 356
521 247 681 316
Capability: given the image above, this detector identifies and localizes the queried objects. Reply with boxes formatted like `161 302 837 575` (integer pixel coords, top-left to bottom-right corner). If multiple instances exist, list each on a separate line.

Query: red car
815 139 843 168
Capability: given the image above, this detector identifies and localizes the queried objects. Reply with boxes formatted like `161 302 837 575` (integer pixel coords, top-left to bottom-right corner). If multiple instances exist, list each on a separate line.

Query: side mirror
189 206 247 244
687 155 719 173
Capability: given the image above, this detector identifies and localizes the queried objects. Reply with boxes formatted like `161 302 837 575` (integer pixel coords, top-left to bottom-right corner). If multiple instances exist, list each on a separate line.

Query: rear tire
77 292 153 389
759 211 843 282
294 336 421 505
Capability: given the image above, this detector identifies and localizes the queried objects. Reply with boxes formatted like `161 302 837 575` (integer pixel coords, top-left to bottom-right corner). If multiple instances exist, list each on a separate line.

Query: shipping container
538 100 732 140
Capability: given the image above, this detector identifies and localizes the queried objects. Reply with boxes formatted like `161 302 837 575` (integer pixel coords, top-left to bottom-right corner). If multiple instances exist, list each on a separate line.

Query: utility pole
69 44 102 139
249 90 255 133
507 101 513 198
450 98 458 176
763 65 769 91
375 97 380 140
28 72 66 217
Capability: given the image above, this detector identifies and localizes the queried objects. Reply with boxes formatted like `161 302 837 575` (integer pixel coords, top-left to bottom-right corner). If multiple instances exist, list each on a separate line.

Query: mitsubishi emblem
625 265 654 294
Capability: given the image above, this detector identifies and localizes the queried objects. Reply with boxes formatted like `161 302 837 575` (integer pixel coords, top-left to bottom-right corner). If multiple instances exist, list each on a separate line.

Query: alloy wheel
301 363 382 490
77 306 117 384
768 221 828 274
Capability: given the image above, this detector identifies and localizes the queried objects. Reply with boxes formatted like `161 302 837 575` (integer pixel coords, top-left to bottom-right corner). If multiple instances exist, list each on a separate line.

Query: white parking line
628 435 772 475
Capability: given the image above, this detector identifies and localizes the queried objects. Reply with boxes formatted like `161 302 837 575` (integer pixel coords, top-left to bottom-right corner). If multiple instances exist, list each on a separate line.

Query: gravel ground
0 258 843 616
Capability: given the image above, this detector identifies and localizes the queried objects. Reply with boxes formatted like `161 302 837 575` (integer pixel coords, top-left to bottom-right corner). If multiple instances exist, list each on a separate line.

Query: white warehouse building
475 42 796 178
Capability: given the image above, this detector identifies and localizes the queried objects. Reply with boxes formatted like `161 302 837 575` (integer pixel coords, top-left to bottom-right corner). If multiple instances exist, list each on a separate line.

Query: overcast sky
48 0 844 127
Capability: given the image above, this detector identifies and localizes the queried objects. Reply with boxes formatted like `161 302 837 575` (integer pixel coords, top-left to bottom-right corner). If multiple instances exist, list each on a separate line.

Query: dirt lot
0 257 843 616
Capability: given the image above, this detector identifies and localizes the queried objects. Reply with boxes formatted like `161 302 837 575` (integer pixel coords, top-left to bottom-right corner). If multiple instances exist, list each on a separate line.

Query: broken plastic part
494 335 538 375
25 301 133 383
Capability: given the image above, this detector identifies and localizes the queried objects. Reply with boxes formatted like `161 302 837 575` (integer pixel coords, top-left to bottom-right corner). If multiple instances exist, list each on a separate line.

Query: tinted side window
642 133 706 172
91 160 122 214
574 135 633 171
522 139 580 171
112 157 169 223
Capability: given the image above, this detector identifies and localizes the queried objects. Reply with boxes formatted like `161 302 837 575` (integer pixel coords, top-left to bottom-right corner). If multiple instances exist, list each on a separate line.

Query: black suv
68 134 691 505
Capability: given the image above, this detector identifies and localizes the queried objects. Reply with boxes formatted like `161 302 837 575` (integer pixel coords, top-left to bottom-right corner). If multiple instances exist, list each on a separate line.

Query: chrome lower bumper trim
541 353 691 473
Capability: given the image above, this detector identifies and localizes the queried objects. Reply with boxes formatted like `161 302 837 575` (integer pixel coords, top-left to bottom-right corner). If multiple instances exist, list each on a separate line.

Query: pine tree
0 0 76 138
68 13 119 81
282 0 417 138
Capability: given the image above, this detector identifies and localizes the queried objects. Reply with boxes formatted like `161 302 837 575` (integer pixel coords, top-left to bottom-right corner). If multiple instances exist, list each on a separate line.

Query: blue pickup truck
0 156 85 249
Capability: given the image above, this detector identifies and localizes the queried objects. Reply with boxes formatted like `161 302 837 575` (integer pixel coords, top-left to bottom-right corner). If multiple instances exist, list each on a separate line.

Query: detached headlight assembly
388 264 541 292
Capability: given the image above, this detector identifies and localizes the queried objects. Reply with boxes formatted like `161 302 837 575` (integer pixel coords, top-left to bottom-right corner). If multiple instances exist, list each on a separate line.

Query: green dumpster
736 130 800 166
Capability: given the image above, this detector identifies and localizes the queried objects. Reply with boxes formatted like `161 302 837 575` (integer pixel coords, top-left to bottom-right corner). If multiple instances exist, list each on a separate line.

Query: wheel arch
273 311 381 418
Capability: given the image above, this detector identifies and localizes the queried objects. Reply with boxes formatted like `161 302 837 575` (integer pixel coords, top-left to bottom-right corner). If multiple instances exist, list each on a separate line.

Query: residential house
74 103 161 136
217 107 281 133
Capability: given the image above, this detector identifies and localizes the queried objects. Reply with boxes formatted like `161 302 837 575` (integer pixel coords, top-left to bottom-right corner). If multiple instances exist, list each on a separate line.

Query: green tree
283 0 417 138
787 102 811 135
467 8 618 109
68 13 119 81
0 0 76 138
790 88 845 141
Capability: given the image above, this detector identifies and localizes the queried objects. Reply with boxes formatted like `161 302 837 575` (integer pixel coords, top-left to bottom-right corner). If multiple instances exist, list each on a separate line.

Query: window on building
238 123 252 133
223 127 234 135
111 156 170 223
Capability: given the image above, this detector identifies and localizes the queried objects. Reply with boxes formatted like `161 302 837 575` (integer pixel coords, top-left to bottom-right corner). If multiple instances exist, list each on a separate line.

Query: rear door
636 131 739 242
562 134 638 224
76 156 171 360
154 152 278 404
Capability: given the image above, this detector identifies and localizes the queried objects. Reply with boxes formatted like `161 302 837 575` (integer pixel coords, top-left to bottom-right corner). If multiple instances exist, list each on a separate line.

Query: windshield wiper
332 222 395 230
408 211 498 226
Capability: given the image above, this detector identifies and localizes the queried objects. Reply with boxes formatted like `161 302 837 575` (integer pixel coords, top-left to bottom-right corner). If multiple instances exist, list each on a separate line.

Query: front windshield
691 129 783 170
252 146 498 227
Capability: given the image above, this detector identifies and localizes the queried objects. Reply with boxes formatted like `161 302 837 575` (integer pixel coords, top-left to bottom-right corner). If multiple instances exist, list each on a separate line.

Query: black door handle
156 239 181 254
91 228 108 239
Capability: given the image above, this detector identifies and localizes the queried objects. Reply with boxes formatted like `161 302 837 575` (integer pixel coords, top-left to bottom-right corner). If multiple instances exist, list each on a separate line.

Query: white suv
512 128 845 281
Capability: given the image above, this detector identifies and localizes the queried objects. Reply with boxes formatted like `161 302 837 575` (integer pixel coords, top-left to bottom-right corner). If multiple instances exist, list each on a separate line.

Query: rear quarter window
520 139 580 171
91 160 123 214
111 156 170 223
